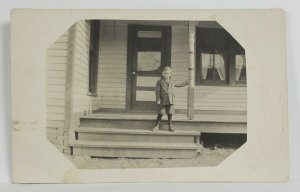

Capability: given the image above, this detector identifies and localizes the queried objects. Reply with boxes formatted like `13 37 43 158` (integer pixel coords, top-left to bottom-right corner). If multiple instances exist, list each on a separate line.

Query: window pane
235 54 246 81
214 54 226 80
201 53 226 81
201 53 212 80
137 51 161 71
138 31 162 38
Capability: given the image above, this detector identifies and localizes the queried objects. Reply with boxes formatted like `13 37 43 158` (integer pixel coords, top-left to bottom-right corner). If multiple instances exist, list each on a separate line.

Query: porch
46 19 247 158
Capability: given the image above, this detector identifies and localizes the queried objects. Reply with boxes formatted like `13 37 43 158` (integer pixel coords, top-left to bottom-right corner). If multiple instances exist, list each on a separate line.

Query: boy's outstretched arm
175 80 189 87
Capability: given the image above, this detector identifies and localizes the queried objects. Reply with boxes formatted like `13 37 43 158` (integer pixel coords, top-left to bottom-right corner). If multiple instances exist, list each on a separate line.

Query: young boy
152 66 189 132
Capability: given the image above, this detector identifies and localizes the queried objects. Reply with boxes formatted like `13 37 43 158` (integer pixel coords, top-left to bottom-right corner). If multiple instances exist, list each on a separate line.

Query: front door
127 25 171 111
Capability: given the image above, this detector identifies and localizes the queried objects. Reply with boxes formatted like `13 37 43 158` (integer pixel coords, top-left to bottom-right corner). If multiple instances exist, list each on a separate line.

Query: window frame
87 20 100 96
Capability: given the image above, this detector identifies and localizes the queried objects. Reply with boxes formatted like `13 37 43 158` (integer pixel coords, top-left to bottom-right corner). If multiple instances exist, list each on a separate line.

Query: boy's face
162 70 171 78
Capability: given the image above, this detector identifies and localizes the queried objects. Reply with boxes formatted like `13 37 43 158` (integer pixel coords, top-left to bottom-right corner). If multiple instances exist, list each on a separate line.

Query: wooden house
46 20 247 158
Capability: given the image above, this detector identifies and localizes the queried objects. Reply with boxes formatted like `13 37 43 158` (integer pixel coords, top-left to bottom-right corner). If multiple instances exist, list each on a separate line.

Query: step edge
75 127 201 136
80 116 247 124
70 141 201 150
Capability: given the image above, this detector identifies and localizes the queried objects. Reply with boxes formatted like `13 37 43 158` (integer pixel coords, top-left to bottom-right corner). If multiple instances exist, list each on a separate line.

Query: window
195 27 246 86
88 20 100 95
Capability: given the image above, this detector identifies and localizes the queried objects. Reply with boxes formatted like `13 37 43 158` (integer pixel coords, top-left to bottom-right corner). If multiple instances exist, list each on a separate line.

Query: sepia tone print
46 20 247 168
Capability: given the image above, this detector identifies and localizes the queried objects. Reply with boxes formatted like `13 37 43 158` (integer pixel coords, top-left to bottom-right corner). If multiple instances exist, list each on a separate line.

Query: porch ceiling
99 20 223 28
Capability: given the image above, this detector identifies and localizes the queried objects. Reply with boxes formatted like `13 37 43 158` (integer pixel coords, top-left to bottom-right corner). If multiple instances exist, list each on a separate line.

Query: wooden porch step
71 140 200 158
75 127 200 143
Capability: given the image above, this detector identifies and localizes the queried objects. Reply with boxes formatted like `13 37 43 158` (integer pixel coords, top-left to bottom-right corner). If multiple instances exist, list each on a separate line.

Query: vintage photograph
46 19 247 169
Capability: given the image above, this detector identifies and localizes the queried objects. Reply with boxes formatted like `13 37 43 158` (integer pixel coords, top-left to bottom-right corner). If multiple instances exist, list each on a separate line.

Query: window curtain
235 54 246 80
201 53 211 79
215 54 226 80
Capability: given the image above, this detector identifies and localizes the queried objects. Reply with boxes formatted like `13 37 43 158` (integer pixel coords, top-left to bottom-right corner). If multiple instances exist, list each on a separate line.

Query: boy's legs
167 105 175 132
152 114 163 131
167 114 174 131
153 105 165 131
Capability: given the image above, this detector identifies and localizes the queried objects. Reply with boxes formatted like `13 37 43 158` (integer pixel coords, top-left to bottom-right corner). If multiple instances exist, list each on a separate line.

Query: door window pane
138 31 162 38
137 51 161 71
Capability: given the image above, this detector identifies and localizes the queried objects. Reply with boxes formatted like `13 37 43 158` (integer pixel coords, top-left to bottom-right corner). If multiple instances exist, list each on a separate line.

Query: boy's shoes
152 123 160 131
168 124 175 132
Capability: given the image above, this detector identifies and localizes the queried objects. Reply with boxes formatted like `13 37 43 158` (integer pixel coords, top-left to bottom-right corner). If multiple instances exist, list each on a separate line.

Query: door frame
126 24 172 112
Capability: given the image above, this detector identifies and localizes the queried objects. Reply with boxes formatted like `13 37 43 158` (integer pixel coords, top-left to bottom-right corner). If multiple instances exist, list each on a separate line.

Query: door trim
126 24 172 112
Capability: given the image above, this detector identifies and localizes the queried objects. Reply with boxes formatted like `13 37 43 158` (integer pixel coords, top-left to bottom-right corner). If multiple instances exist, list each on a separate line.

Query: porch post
187 21 196 120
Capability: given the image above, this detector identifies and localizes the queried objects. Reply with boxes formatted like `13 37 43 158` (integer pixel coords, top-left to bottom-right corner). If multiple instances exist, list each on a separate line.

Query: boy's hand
157 100 161 105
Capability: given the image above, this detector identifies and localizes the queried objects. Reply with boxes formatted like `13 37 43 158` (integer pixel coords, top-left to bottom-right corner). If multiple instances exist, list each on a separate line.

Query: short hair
162 66 171 72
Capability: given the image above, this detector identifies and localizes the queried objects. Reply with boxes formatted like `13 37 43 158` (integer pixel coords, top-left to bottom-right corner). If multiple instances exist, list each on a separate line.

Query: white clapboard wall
171 26 247 111
46 20 102 153
72 20 101 113
46 28 70 152
98 23 128 109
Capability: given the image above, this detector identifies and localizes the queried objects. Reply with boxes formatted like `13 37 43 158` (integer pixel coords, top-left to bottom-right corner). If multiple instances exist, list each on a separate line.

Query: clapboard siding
46 29 70 152
98 23 128 109
171 26 247 111
72 20 100 113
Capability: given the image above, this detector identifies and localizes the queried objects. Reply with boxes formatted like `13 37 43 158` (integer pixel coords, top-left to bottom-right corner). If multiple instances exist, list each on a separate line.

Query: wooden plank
46 84 65 92
47 56 68 63
47 50 68 57
195 86 247 91
73 147 196 158
194 106 246 111
73 79 88 89
78 132 194 144
47 106 66 113
73 71 88 81
47 120 65 128
100 73 126 78
74 50 89 63
71 140 199 150
195 101 247 106
47 113 65 121
100 55 127 61
47 92 65 99
99 64 126 69
76 127 200 136
100 96 126 102
74 43 89 58
47 99 65 106
46 64 67 71
47 77 66 85
100 50 127 55
99 60 127 65
46 71 67 78
99 92 126 97
99 68 126 74
56 35 69 43
100 104 125 109
99 100 125 105
49 42 68 50
100 77 127 83
193 93 247 99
